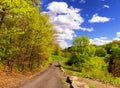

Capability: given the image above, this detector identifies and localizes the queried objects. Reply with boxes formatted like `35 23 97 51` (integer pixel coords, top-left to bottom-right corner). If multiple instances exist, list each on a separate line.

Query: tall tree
0 0 55 71
67 36 91 71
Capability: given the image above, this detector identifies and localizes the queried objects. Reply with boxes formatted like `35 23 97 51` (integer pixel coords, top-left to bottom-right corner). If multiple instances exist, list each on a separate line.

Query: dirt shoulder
66 75 120 88
80 76 120 88
0 70 35 88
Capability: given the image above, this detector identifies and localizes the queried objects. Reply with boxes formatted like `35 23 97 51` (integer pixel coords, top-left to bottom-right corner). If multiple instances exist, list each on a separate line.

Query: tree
72 36 90 53
67 36 91 71
53 43 62 56
84 45 96 57
0 0 55 71
104 40 120 54
108 48 120 77
95 47 107 57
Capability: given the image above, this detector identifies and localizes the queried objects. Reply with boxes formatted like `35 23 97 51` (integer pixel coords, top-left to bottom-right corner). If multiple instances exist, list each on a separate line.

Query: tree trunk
0 12 5 28
29 46 34 70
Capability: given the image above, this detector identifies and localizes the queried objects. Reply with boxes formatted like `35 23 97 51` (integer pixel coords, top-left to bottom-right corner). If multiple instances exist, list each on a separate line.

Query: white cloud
57 40 69 49
47 2 68 14
88 14 111 23
113 32 120 40
90 37 111 45
80 27 94 32
79 0 86 4
116 32 120 38
113 37 120 40
90 32 120 45
47 1 93 48
103 5 110 8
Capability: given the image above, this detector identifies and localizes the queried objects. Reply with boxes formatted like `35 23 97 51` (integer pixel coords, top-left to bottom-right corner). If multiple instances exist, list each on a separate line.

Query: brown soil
0 70 34 88
75 76 120 88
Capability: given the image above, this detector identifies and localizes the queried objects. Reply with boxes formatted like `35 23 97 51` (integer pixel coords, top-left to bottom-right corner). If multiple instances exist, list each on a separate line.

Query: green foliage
62 57 120 85
84 45 96 57
83 57 108 79
50 55 66 62
0 0 55 71
72 36 90 47
67 36 97 72
53 43 62 56
62 47 72 58
108 47 120 77
67 36 96 70
67 53 89 71
104 40 120 54
95 47 107 57
88 85 96 88
111 47 120 59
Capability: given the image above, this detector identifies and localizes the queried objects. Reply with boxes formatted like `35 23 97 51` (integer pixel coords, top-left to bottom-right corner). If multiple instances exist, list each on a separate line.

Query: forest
0 0 56 72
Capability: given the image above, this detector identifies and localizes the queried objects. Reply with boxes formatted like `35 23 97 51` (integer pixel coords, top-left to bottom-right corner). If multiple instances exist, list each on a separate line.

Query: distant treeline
55 36 120 77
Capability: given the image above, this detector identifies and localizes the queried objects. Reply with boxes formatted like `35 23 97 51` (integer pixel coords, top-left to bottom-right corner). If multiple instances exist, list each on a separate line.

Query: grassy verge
88 85 96 88
63 64 120 85
50 55 120 86
59 56 120 85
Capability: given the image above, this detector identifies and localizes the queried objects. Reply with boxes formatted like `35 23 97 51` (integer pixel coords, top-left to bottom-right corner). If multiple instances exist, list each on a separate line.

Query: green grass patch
50 55 120 85
88 84 96 88
63 66 120 85
61 78 69 88
50 55 66 61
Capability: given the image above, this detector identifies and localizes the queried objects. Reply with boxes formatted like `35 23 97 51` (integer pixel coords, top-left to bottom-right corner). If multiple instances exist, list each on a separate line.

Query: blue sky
41 0 120 48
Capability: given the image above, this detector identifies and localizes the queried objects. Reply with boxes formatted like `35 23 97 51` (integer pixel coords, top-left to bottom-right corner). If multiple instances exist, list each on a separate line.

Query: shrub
82 57 108 79
96 47 107 57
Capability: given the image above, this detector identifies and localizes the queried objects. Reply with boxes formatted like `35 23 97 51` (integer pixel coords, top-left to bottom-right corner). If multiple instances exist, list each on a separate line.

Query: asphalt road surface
17 61 66 88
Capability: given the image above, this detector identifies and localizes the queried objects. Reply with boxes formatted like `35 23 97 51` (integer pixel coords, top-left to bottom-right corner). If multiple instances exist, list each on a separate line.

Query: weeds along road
16 61 66 88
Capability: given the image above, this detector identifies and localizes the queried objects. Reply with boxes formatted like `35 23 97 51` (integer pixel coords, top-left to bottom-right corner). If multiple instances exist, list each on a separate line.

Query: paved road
17 61 66 88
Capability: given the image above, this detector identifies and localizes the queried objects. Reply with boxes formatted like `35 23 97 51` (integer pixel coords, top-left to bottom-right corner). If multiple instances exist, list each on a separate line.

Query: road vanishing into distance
17 61 66 88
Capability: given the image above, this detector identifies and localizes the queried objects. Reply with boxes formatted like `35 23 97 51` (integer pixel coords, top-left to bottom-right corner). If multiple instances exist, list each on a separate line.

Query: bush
96 47 107 57
67 52 89 71
82 57 108 79
111 47 120 59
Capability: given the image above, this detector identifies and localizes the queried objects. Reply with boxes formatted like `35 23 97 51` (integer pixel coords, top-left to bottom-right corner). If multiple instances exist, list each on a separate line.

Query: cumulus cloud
116 32 120 38
80 27 94 32
88 14 111 23
103 5 110 8
113 32 120 40
47 1 92 48
90 32 120 46
90 37 111 45
79 0 86 4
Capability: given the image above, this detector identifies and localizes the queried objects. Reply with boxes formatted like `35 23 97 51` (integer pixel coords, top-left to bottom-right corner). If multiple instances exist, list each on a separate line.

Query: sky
41 0 120 48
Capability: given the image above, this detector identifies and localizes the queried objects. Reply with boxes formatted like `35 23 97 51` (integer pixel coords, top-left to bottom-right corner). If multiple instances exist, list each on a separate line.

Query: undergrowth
50 55 120 85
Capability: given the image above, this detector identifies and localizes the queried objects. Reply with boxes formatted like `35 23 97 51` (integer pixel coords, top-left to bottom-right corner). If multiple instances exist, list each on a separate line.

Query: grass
50 55 120 85
63 65 120 85
88 84 96 88
61 78 69 88
50 55 66 61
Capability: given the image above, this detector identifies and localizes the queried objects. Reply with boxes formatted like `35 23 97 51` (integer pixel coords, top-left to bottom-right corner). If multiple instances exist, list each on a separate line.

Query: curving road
17 61 66 88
